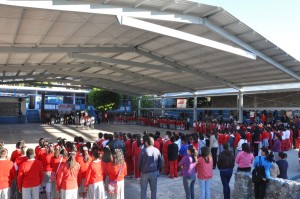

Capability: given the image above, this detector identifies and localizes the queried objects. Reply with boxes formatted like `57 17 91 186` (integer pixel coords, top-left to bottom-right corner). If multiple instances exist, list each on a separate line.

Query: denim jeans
197 178 211 199
183 175 196 199
140 171 158 199
219 169 233 199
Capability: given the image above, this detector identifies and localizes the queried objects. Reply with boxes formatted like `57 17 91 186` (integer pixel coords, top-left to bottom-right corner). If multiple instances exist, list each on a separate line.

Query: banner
58 104 75 113
177 99 187 108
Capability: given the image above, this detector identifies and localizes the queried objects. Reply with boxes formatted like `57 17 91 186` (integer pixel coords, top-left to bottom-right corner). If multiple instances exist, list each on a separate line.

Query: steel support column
238 92 243 123
138 97 141 117
193 96 197 122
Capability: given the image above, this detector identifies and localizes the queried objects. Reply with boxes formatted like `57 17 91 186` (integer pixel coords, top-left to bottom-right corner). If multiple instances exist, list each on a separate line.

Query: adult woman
217 143 235 199
196 147 213 199
76 146 92 198
56 147 81 199
178 145 197 199
209 131 218 169
108 149 127 199
235 143 254 172
253 147 273 199
84 150 105 199
41 143 54 199
276 152 288 179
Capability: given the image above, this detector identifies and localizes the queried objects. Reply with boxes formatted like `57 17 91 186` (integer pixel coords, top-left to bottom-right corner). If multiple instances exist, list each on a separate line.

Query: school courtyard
1 123 299 199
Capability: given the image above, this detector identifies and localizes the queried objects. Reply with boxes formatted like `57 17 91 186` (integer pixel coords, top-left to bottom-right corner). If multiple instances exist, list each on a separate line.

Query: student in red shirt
108 149 127 199
76 146 92 199
41 144 54 199
85 150 105 199
101 147 113 191
50 146 66 199
10 140 25 163
56 147 81 199
125 133 134 177
0 149 16 199
132 134 142 179
162 133 171 175
17 148 44 199
96 132 104 149
35 138 44 158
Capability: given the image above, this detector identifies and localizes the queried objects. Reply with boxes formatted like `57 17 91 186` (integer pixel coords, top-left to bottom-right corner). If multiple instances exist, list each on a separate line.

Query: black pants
211 147 218 168
253 143 259 157
254 180 268 199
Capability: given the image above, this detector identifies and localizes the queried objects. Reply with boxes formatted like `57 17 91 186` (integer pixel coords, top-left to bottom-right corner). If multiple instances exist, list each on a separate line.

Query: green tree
132 96 154 116
88 88 121 111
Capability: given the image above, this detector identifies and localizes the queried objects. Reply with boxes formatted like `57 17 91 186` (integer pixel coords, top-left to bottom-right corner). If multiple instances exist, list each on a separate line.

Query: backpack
252 156 266 183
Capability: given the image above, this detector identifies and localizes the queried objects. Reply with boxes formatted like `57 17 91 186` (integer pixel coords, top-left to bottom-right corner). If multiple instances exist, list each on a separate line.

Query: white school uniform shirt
285 130 290 139
281 130 286 140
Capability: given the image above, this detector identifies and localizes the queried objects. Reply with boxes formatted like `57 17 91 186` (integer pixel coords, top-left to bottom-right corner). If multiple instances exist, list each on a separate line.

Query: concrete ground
1 123 299 199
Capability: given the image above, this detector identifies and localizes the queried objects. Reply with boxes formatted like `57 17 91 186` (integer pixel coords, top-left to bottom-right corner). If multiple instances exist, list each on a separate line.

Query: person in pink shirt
196 146 213 199
235 143 254 172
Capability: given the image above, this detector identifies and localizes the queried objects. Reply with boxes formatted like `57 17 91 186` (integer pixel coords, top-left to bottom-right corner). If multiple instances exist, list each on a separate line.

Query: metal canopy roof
0 0 299 96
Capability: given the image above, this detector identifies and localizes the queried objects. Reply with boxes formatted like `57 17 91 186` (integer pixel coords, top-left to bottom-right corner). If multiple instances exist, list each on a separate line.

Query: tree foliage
132 96 154 116
88 88 121 111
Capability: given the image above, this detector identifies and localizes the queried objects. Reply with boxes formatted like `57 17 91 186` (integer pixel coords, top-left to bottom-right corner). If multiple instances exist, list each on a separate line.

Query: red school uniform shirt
245 132 252 143
36 148 46 161
42 153 54 172
17 159 44 190
108 163 127 182
84 160 103 187
125 140 133 158
76 154 92 178
10 149 21 163
131 141 142 158
14 155 28 170
234 133 241 148
56 162 81 191
50 156 67 173
0 159 16 189
162 139 171 156
262 131 270 140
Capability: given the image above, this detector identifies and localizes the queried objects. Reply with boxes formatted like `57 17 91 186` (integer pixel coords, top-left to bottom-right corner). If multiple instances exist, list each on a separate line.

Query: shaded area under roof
0 0 298 96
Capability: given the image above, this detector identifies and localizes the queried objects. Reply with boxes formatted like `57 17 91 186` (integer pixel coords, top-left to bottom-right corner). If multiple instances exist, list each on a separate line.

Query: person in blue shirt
179 136 189 157
253 147 273 199
276 152 288 179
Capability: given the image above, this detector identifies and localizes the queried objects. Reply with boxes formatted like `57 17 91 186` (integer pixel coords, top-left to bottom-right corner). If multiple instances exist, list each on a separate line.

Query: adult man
0 149 16 199
138 135 163 199
107 132 126 155
17 148 44 199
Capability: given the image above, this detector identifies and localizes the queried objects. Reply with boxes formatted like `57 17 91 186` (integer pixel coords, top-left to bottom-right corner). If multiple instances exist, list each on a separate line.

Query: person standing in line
107 149 127 199
209 131 218 169
235 143 254 172
76 146 92 198
132 134 142 179
84 150 105 199
276 152 288 179
138 135 163 199
253 147 273 199
41 143 54 199
196 147 213 199
217 143 235 199
162 133 171 176
17 148 44 199
178 145 198 199
56 147 81 199
167 136 179 179
272 134 281 161
0 149 16 199
50 146 67 199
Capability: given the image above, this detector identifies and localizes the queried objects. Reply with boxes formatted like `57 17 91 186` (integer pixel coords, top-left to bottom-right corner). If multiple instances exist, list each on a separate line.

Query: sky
196 0 300 61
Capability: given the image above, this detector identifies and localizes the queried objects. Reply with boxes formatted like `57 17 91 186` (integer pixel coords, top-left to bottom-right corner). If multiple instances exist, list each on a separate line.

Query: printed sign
177 99 187 108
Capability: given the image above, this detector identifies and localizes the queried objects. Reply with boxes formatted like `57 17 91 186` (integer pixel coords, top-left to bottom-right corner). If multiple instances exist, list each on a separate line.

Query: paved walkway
1 123 299 199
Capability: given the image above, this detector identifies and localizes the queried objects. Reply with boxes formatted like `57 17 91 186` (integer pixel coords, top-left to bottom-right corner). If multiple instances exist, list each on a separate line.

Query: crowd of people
0 118 299 199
